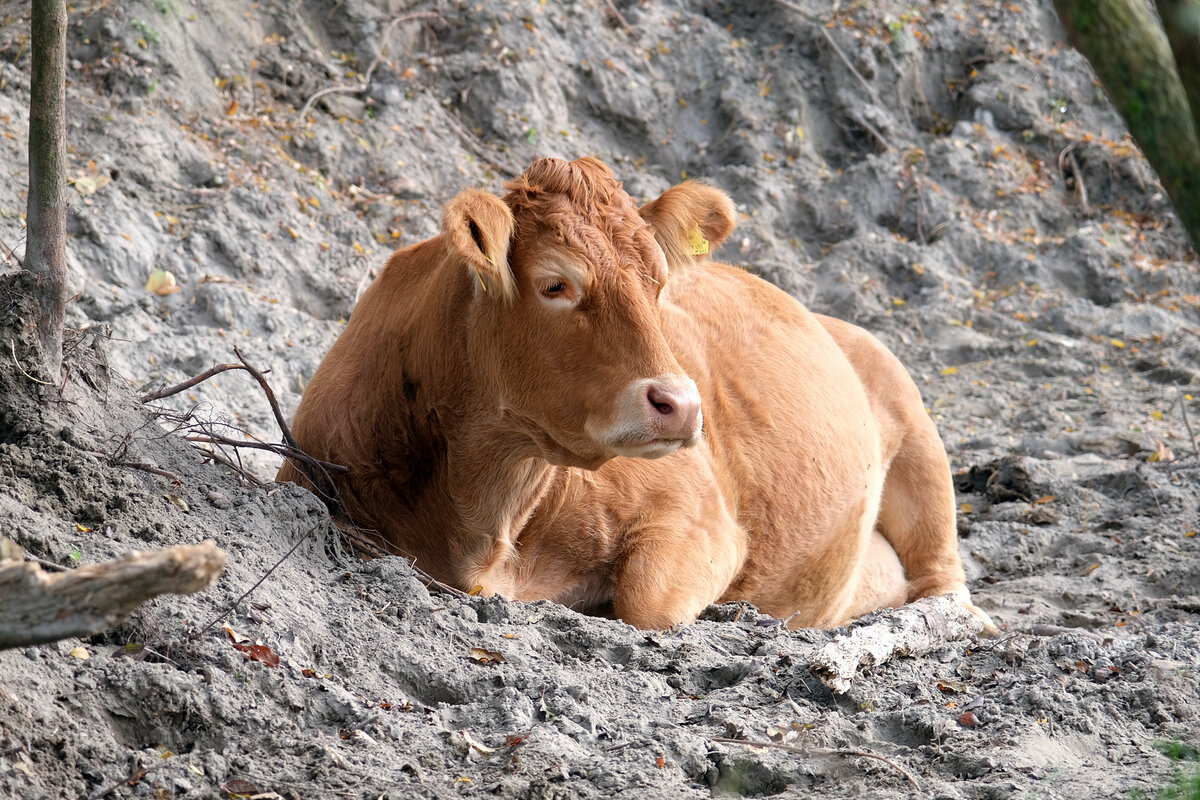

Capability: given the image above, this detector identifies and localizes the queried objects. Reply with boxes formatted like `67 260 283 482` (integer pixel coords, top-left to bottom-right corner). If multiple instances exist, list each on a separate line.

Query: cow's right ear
443 188 516 301
639 181 736 269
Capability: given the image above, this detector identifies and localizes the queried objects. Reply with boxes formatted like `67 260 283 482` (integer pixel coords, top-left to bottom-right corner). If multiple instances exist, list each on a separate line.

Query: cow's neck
447 415 558 596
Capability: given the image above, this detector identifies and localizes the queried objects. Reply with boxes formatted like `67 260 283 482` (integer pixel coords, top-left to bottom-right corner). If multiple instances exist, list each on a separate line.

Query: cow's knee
613 516 744 630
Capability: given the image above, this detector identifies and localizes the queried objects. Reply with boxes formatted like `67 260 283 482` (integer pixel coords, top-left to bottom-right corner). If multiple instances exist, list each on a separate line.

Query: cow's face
442 158 732 469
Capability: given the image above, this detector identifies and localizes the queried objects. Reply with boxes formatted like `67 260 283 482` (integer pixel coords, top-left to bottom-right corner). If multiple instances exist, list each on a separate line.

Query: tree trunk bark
1053 0 1200 253
25 0 69 377
1156 0 1200 141
0 541 226 649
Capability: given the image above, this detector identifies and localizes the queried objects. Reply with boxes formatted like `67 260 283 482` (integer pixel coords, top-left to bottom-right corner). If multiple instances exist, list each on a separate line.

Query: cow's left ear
639 181 736 268
443 188 516 300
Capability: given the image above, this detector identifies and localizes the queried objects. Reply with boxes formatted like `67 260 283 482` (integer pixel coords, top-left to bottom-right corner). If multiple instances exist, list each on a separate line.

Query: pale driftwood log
810 595 985 694
0 540 226 649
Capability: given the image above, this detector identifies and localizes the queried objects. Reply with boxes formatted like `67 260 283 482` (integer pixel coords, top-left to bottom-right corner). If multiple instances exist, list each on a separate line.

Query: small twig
191 524 320 639
22 552 67 572
333 523 466 597
710 738 921 792
0 236 23 267
602 0 634 34
195 446 267 487
233 346 299 451
1058 143 1090 214
1178 386 1200 464
772 0 883 104
185 434 348 474
437 105 524 177
139 362 245 403
9 339 53 385
299 12 444 119
105 458 182 483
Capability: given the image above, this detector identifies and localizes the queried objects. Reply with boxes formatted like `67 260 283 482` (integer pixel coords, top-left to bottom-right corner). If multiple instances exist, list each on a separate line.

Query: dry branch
299 11 445 119
0 541 226 649
810 595 985 693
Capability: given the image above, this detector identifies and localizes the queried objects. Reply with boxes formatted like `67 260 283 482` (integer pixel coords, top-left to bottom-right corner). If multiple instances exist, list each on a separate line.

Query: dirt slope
1 1 1197 798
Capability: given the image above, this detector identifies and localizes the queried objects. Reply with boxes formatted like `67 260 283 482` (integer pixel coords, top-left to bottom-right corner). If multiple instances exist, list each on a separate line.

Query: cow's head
441 157 734 469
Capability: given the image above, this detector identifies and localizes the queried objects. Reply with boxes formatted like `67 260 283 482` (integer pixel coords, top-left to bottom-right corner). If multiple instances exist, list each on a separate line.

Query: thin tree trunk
1156 0 1200 141
25 0 68 376
1053 0 1200 253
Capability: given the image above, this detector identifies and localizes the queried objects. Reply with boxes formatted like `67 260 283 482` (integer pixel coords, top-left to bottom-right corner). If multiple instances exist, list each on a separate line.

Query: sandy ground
1 0 1198 797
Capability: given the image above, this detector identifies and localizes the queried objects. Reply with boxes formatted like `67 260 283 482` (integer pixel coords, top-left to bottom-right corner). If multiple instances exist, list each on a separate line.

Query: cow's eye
544 280 566 296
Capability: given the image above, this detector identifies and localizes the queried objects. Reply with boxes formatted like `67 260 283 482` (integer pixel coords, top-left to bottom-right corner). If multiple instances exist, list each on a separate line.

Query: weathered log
0 540 226 649
810 595 985 694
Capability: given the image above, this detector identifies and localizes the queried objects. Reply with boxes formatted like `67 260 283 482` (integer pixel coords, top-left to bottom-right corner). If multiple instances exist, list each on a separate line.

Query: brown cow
278 157 995 633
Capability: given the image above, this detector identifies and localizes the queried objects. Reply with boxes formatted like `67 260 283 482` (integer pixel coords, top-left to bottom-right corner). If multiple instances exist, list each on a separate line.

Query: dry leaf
220 778 259 798
222 623 250 644
69 173 112 196
164 493 190 511
233 643 280 667
145 269 181 296
68 646 89 660
461 730 496 755
1149 440 1173 463
468 647 506 665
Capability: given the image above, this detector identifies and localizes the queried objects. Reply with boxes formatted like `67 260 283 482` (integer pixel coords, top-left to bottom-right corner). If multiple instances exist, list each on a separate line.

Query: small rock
207 491 232 510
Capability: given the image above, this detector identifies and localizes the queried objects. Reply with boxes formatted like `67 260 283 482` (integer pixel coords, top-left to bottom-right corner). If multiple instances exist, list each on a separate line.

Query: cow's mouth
611 433 698 460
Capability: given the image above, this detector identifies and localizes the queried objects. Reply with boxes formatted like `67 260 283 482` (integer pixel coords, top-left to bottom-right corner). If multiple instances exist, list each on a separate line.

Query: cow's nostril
646 387 675 416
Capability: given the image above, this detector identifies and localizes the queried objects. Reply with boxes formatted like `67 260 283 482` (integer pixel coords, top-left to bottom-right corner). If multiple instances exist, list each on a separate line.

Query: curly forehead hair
503 157 659 271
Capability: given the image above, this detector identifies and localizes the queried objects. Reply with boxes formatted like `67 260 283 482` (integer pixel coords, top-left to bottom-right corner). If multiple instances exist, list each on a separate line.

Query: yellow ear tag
686 226 709 256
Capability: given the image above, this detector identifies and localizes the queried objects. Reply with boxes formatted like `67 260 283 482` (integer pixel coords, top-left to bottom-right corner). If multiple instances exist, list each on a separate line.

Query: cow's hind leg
877 416 998 633
844 530 906 620
816 314 996 634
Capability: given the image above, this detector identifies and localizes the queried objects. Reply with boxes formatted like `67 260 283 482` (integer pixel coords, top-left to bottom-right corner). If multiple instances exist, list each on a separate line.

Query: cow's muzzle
591 375 703 459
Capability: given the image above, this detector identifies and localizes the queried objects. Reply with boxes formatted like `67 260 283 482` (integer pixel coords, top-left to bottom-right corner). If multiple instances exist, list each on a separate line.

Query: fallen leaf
941 366 959 375
68 173 112 196
1032 495 1055 505
468 647 506 665
222 623 250 644
145 269 181 296
232 643 280 667
957 711 980 727
936 679 967 693
504 733 528 747
74 523 91 532
461 730 496 755
656 755 666 768
1148 440 1173 463
220 778 259 798
68 646 89 660
164 493 190 511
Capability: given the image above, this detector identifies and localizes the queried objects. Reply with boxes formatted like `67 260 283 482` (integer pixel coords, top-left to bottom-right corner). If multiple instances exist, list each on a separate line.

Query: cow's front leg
612 486 747 630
